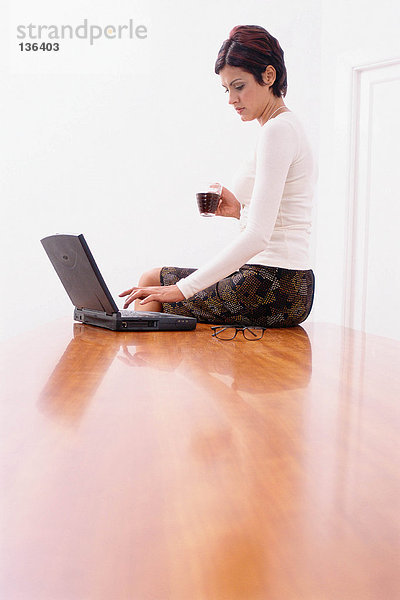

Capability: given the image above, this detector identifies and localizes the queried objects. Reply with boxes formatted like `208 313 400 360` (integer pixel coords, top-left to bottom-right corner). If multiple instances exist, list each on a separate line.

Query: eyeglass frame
211 325 266 340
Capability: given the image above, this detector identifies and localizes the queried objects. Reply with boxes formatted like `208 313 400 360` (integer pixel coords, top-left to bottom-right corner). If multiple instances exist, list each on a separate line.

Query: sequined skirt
160 264 315 328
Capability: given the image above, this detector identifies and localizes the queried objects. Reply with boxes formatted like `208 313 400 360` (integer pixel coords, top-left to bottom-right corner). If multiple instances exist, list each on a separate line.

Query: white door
344 60 400 340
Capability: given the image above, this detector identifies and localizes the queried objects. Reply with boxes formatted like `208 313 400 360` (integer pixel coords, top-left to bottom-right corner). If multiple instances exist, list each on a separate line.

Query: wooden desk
1 320 399 599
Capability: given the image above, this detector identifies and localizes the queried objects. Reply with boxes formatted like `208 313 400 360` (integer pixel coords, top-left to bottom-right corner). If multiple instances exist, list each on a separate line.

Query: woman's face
219 65 275 124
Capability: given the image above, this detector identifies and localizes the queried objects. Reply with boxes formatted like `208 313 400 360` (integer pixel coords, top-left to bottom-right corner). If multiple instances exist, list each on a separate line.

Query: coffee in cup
196 182 222 217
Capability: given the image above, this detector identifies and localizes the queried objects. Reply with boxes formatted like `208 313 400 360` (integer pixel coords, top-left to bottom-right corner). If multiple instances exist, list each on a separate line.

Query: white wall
1 0 321 340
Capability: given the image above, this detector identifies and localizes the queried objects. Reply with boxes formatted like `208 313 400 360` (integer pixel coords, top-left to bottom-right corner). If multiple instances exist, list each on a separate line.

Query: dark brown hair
215 25 287 98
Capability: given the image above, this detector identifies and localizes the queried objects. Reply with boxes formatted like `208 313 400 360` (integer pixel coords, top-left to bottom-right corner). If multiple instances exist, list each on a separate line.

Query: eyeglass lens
213 327 238 340
243 328 264 340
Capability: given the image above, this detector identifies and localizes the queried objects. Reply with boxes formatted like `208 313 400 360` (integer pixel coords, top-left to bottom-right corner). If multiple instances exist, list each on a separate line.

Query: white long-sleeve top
176 111 317 300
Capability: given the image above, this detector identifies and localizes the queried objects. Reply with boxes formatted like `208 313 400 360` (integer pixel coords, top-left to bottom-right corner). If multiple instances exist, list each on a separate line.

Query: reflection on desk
39 322 312 425
1 320 399 600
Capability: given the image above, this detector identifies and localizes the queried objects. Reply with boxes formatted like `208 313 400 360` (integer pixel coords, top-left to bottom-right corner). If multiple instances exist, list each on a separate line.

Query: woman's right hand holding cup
215 187 241 219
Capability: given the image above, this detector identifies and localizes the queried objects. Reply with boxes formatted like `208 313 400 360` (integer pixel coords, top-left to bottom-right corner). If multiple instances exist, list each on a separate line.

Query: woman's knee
138 267 162 287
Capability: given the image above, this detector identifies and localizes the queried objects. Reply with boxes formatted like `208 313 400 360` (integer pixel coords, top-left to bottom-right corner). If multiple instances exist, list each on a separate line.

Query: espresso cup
196 182 222 217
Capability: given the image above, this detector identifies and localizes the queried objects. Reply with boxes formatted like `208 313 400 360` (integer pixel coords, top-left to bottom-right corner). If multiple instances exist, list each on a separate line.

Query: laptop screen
41 233 118 314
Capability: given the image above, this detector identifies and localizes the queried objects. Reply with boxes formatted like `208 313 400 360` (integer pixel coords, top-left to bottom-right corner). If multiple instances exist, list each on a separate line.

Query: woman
120 25 316 328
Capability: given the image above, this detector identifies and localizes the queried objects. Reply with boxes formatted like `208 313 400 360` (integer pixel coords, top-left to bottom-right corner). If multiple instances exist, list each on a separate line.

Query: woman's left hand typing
119 284 185 308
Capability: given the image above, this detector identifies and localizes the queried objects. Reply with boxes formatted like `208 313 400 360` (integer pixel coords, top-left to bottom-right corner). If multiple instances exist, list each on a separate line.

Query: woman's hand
215 186 241 219
119 284 185 308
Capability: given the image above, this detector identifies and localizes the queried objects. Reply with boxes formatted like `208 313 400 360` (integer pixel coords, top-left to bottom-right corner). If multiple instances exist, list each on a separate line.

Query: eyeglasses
211 326 266 341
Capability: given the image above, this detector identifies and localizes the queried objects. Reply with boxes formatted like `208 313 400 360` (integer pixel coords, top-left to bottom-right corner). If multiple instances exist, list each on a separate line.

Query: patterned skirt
160 264 315 328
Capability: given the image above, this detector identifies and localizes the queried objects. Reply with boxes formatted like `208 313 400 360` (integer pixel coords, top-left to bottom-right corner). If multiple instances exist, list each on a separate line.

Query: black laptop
41 233 197 332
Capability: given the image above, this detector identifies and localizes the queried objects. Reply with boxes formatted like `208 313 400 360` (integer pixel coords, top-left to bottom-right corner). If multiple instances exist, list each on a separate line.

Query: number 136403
19 42 60 51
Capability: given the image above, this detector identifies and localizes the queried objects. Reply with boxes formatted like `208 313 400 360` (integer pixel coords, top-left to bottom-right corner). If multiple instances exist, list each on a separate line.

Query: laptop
41 233 197 332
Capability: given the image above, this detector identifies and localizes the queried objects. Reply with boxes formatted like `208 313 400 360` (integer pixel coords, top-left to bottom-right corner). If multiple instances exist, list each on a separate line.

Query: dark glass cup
196 182 222 217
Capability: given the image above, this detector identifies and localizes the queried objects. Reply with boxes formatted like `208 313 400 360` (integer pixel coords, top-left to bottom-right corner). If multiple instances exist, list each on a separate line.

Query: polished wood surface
1 319 400 600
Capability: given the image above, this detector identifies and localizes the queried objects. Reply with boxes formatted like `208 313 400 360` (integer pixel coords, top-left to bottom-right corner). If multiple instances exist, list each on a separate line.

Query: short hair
215 25 287 98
